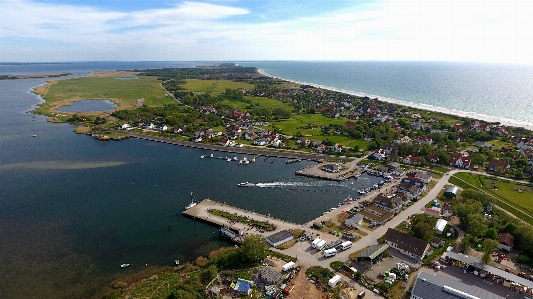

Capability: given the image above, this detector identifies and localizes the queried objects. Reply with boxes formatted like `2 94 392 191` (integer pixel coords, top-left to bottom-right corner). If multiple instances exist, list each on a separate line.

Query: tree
455 200 483 227
514 224 533 252
459 235 473 253
238 234 269 265
481 239 499 264
410 214 437 242
467 213 487 238
502 222 518 234
484 227 498 240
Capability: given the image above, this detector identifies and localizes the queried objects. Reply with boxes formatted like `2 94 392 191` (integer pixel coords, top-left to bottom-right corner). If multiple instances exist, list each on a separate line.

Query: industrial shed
266 230 293 247
444 186 459 198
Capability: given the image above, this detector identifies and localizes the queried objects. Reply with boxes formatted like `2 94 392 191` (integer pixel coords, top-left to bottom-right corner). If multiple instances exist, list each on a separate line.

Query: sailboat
184 188 196 210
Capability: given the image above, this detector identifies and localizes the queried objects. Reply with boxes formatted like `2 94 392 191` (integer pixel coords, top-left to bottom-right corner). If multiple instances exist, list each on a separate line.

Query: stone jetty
182 199 302 239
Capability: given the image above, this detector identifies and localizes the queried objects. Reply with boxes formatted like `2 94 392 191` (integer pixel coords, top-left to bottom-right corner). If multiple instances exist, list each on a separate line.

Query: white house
345 214 364 228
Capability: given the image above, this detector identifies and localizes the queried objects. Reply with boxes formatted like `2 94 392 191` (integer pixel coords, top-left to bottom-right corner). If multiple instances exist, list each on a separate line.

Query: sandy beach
258 69 533 131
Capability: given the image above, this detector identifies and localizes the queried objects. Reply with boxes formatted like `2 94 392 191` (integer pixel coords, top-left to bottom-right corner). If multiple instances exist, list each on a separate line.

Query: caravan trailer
324 248 337 257
311 237 322 249
340 241 352 250
316 240 327 251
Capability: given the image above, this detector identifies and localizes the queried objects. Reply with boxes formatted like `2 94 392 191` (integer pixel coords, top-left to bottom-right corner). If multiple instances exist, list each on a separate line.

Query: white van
316 240 327 250
341 241 352 250
311 237 322 248
324 248 337 257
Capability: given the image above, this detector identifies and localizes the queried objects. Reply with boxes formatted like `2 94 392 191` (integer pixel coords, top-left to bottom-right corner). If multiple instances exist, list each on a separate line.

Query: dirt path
290 266 327 299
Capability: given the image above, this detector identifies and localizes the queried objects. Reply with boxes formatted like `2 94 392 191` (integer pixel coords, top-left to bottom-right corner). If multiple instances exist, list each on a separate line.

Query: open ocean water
1 60 532 298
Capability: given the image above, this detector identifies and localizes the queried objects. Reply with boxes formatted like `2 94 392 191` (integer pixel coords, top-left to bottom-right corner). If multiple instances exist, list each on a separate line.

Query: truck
283 283 295 295
282 261 295 272
316 240 327 250
324 248 337 257
340 241 352 250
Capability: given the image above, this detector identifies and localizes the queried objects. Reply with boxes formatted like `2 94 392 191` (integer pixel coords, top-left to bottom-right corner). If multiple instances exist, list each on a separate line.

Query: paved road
277 169 459 268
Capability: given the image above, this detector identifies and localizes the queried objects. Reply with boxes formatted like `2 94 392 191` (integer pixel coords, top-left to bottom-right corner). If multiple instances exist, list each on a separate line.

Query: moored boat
184 189 196 210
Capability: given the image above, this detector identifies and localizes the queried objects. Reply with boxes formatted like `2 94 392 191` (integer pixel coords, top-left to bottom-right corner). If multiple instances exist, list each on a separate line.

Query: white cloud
1 0 533 63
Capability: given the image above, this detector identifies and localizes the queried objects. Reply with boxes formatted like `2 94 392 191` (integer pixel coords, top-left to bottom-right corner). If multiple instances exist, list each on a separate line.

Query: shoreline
257 69 533 131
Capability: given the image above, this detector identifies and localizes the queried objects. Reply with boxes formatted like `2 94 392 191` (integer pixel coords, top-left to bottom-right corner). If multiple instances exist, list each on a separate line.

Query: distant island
0 72 74 80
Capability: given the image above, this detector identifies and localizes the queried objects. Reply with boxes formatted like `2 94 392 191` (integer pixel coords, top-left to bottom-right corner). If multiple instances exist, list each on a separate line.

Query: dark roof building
444 186 459 198
266 230 293 247
497 232 515 252
383 228 430 262
411 271 505 299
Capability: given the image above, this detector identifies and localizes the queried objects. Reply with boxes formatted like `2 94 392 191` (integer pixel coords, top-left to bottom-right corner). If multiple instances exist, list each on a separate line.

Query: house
156 124 168 131
371 149 387 160
118 123 132 130
387 162 402 176
345 214 364 228
485 159 510 172
254 139 267 146
424 207 441 218
449 155 471 168
316 143 326 153
406 171 432 183
415 136 433 145
219 138 232 147
411 271 505 299
435 219 447 234
360 206 394 225
474 141 493 148
395 136 411 144
427 154 439 163
402 155 421 165
383 228 431 262
430 237 445 248
497 233 515 253
373 194 405 214
266 230 293 247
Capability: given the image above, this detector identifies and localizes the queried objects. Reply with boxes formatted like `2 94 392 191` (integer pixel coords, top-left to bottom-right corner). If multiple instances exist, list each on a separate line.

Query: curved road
276 169 460 268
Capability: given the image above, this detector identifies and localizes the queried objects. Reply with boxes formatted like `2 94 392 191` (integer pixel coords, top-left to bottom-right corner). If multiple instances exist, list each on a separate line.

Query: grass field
183 79 254 93
34 75 168 115
452 172 533 225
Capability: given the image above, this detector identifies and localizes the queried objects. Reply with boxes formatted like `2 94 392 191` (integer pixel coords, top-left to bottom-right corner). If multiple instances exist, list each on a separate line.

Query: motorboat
238 182 255 187
233 157 238 161
120 264 130 268
184 189 196 210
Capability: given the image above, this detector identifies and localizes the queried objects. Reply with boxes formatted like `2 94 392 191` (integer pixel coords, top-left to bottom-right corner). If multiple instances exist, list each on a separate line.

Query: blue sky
1 0 533 63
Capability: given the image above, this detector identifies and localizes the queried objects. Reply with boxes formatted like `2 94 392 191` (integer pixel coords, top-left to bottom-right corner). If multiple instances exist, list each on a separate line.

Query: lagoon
57 99 118 112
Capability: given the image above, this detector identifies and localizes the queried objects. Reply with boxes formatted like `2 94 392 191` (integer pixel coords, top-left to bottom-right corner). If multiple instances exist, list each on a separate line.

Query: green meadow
183 79 254 93
35 75 170 115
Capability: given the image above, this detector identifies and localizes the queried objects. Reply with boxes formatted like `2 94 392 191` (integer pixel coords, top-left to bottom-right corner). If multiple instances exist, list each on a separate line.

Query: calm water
0 66 377 298
2 60 532 298
57 99 118 112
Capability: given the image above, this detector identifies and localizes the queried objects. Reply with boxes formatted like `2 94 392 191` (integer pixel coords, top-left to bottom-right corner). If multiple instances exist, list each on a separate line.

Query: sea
1 61 532 298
